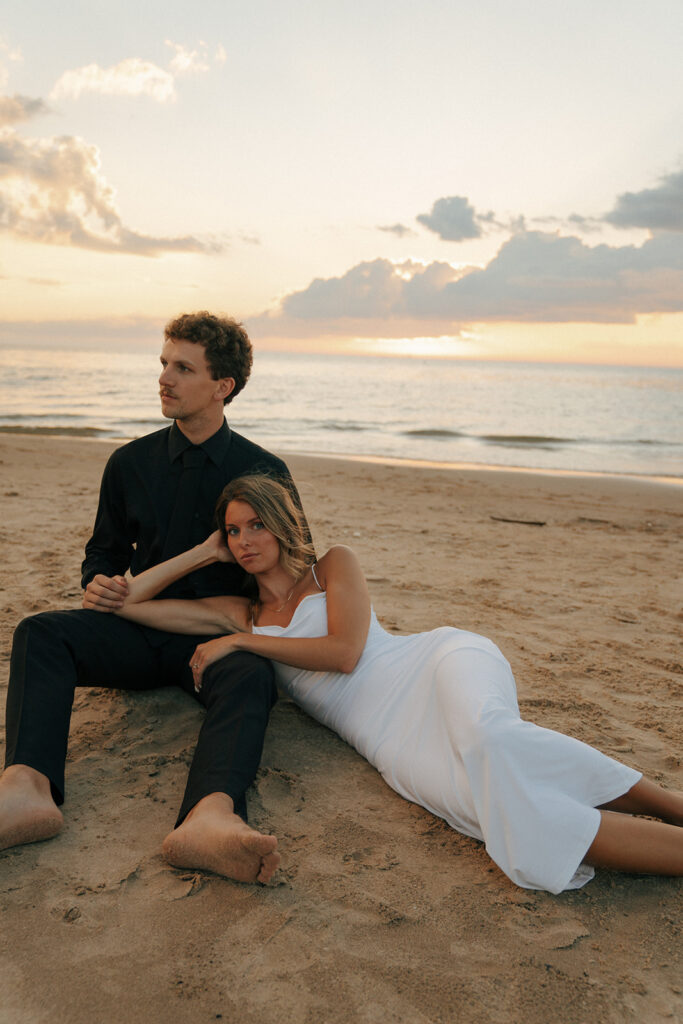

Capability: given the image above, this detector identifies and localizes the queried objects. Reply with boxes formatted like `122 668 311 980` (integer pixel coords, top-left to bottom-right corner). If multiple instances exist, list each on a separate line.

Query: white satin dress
253 588 641 893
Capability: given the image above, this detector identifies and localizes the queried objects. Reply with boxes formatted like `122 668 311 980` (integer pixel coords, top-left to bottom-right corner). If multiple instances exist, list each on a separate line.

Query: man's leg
162 650 280 882
3 616 280 880
4 610 162 802
1 609 167 850
174 651 277 824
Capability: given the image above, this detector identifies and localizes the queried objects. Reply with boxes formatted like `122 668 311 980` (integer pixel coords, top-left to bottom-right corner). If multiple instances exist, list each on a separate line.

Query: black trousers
4 610 277 824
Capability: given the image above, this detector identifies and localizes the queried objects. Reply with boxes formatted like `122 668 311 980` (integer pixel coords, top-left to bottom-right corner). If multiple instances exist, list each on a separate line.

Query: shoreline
2 426 682 488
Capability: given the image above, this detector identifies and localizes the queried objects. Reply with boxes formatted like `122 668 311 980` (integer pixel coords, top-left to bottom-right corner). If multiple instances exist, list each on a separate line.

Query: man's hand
82 574 129 611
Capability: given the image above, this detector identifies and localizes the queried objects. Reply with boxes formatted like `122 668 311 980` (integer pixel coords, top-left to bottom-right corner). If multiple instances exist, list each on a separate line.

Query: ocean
1 345 681 480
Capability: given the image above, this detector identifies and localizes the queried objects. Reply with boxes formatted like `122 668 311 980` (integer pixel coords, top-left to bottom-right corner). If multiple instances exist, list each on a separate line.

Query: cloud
0 126 219 255
255 229 683 335
416 195 497 242
0 35 23 90
25 276 64 287
0 35 22 63
49 41 225 105
0 94 49 127
165 40 210 76
377 222 416 238
50 58 176 103
564 213 604 233
0 316 164 348
604 169 683 232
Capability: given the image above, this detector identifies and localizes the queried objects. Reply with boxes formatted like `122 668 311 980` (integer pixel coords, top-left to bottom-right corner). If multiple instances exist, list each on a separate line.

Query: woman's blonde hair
215 474 315 583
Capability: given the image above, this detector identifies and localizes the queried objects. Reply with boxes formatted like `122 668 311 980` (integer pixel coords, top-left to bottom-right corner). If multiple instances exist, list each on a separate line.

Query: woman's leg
599 778 683 825
585 809 683 875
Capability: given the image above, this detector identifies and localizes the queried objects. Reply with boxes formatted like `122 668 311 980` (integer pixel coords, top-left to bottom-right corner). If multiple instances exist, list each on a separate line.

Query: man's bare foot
162 792 280 884
0 764 63 851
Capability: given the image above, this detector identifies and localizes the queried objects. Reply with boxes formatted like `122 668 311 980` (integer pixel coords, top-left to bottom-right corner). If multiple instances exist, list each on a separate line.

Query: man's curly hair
164 311 253 404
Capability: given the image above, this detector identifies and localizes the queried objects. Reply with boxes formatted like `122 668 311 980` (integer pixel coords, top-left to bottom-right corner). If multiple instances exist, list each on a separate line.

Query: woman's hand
190 634 246 691
204 529 235 564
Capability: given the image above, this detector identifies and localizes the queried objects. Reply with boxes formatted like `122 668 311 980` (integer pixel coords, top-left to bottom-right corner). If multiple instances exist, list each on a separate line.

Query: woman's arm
82 530 228 611
84 531 250 635
191 546 370 686
115 593 249 635
124 531 230 604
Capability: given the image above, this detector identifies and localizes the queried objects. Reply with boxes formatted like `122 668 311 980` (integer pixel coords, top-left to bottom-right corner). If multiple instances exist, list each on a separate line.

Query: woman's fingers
190 646 206 692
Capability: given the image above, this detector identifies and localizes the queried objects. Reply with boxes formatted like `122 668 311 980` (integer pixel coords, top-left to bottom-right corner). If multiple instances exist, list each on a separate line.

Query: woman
111 474 683 893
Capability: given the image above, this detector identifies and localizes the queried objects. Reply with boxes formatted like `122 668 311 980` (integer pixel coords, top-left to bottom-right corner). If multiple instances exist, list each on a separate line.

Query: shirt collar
168 419 232 466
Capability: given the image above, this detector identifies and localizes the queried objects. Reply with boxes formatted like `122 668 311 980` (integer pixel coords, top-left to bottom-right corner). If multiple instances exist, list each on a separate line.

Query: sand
0 433 681 1024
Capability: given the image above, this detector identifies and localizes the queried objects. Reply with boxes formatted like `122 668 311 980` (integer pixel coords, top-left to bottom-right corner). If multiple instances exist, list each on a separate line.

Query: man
0 312 303 883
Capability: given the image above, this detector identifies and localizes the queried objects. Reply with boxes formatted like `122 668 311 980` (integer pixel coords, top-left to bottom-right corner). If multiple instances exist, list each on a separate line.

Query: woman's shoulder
318 544 360 565
315 545 364 586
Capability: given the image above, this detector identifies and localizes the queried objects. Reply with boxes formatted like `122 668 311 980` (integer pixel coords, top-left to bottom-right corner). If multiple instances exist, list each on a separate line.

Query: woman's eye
252 521 265 530
227 527 238 536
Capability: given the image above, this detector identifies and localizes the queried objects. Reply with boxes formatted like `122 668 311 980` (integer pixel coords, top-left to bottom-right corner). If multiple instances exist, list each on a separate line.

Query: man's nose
159 365 172 385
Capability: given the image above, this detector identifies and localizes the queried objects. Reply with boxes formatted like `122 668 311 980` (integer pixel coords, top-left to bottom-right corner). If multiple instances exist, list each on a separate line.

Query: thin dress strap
311 562 324 592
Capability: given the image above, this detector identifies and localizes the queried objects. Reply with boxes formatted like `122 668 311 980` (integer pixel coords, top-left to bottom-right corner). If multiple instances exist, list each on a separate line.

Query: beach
1 433 681 1024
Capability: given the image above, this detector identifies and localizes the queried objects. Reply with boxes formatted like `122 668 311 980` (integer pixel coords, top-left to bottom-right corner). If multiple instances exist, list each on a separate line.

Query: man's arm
81 450 134 608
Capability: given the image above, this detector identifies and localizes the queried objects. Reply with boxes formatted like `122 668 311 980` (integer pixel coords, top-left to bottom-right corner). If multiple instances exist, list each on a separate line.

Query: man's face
158 338 233 423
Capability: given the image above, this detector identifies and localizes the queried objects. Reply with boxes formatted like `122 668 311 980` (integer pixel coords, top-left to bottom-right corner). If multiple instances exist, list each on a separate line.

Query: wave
404 429 679 450
0 425 107 437
320 421 367 432
481 433 571 447
402 427 572 446
403 428 466 439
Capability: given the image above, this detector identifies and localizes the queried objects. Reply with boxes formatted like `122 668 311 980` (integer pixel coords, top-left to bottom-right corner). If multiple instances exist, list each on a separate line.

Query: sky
1 0 683 365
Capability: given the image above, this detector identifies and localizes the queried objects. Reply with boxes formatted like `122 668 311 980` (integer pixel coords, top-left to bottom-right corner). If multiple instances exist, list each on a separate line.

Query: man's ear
216 377 236 401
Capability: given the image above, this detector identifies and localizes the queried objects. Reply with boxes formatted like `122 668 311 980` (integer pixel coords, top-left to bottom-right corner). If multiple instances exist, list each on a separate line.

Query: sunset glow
1 2 682 365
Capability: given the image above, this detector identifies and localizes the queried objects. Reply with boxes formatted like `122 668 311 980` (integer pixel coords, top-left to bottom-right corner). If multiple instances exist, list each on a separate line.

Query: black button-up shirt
81 420 302 600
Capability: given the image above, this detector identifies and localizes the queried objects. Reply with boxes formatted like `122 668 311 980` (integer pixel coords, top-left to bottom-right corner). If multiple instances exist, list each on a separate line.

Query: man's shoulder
227 428 290 476
107 426 171 465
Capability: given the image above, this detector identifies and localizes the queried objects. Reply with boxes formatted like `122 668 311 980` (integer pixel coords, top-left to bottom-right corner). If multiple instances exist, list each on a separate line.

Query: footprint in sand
252 766 305 819
341 846 399 873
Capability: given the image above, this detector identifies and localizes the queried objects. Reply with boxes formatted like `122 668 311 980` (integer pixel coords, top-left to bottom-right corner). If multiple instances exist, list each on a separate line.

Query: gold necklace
274 585 296 613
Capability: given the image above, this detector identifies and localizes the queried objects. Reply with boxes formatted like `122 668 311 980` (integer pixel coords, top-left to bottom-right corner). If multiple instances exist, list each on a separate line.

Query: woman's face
224 499 280 573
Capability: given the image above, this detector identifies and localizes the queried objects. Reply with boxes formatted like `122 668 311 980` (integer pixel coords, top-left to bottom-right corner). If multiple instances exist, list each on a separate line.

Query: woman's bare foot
161 792 280 884
0 764 63 851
